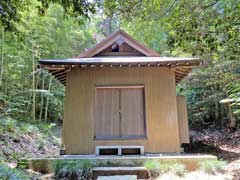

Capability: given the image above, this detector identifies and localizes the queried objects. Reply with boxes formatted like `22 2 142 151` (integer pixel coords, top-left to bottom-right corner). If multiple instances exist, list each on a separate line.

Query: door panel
121 88 145 137
95 89 120 138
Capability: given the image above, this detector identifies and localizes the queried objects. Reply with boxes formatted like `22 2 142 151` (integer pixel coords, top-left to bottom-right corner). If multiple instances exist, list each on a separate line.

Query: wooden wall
62 67 181 154
177 95 190 144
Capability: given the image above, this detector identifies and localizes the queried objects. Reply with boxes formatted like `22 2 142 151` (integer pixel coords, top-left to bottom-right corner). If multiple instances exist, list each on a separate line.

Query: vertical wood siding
177 95 190 144
63 67 180 154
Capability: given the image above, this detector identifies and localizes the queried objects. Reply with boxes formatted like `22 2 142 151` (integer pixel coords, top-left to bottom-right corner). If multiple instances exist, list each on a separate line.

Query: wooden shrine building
39 30 201 155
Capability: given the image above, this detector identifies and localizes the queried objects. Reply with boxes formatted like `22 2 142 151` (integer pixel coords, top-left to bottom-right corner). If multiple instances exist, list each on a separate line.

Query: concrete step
92 167 149 180
26 154 217 173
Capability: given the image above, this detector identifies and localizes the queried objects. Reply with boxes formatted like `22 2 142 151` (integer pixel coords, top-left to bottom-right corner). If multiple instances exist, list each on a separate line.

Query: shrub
19 123 39 135
144 160 160 170
144 160 186 177
0 125 4 134
170 163 186 176
39 123 56 135
0 118 18 132
0 162 29 180
198 160 227 174
17 159 29 169
54 160 92 180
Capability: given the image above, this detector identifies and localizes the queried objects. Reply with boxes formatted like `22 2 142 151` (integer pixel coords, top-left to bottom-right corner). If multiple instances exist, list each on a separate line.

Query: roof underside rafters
39 57 201 86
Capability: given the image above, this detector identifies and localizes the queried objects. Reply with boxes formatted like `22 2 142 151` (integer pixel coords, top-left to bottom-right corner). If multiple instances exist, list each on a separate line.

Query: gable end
77 30 160 58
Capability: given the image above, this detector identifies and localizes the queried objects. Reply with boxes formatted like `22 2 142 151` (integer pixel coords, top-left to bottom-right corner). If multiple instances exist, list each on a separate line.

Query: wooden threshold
94 135 147 141
96 85 144 89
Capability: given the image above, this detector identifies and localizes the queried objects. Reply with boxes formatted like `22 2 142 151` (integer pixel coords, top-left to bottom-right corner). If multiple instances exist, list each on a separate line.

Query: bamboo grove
0 0 239 129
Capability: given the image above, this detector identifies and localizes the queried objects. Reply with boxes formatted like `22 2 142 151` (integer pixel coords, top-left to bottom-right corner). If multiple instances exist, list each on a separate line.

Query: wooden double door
95 86 146 140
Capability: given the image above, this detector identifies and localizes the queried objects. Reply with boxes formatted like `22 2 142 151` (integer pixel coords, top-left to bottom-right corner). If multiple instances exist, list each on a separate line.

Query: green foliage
0 117 38 134
0 2 96 123
0 118 17 132
0 0 98 31
165 0 240 128
17 160 29 170
0 0 30 30
19 123 39 134
0 162 30 180
145 160 186 176
170 163 186 176
122 20 168 54
54 160 92 180
198 160 227 174
38 123 56 134
0 0 239 129
103 0 240 128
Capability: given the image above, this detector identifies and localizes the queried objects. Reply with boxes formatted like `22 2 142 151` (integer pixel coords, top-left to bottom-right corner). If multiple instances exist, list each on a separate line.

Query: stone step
92 167 149 180
97 175 137 180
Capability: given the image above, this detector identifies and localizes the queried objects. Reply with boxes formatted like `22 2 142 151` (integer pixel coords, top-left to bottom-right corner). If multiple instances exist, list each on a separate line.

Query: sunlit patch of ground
189 129 240 161
156 171 233 180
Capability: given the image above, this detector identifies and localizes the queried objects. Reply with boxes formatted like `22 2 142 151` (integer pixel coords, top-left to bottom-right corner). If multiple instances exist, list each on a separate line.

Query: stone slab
92 166 148 179
97 175 137 180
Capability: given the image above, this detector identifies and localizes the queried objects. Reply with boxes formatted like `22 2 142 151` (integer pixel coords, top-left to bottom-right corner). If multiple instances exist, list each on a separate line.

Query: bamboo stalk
0 27 4 84
39 72 45 122
44 76 52 122
32 38 36 122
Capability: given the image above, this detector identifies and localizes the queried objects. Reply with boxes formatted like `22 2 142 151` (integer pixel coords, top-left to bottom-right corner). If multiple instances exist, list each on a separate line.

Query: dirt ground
186 128 240 180
3 126 239 179
189 128 240 161
28 128 240 180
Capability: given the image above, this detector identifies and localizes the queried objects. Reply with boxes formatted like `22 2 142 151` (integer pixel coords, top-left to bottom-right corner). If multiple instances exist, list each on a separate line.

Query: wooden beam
44 67 66 70
180 67 192 71
176 69 188 73
180 67 193 71
48 69 63 74
175 77 182 82
59 80 66 86
175 73 184 79
97 51 143 57
176 70 190 75
175 74 184 80
57 76 66 82
52 70 66 76
42 64 69 69
175 71 188 76
59 79 66 84
54 73 66 79
40 62 198 70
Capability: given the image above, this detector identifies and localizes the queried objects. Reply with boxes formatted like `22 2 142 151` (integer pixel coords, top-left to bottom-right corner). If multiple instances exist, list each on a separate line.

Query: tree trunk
215 100 219 124
220 104 225 127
